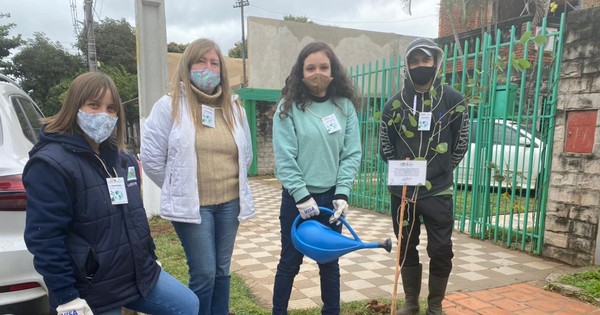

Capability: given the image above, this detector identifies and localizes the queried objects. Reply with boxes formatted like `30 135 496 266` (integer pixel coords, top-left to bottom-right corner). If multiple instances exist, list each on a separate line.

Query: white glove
297 197 319 219
56 297 94 315
156 260 162 267
332 199 348 221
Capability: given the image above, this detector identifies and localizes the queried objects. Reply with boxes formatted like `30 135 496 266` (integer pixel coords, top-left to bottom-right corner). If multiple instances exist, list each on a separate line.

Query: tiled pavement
231 178 599 314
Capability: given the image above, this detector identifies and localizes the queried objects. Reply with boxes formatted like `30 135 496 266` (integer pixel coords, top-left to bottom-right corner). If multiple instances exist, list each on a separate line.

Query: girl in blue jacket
23 72 198 315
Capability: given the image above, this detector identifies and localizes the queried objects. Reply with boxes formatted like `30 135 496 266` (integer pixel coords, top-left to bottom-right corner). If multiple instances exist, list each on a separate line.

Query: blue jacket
23 129 160 313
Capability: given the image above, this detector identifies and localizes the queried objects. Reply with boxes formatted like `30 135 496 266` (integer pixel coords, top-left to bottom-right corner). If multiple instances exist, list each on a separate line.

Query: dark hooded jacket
23 128 160 313
379 38 470 200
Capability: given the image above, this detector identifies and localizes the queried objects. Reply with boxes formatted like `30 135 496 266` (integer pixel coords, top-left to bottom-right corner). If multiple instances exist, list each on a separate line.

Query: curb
545 273 600 306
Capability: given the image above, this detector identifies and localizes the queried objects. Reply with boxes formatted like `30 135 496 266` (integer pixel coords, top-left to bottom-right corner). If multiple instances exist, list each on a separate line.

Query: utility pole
233 0 249 87
84 0 98 71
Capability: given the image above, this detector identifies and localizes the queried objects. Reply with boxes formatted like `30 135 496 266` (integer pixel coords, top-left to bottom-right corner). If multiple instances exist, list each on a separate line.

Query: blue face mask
77 110 118 144
190 68 221 94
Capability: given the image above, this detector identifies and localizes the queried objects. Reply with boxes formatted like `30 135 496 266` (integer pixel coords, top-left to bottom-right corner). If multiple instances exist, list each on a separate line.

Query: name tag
107 177 129 205
322 114 342 134
418 112 432 131
202 105 215 128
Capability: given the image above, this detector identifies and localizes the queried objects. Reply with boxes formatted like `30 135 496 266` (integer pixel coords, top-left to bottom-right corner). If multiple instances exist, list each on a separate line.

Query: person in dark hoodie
379 38 470 315
23 72 199 315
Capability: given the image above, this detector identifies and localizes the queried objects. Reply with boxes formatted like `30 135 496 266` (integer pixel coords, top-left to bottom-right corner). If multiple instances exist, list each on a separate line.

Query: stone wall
543 7 600 266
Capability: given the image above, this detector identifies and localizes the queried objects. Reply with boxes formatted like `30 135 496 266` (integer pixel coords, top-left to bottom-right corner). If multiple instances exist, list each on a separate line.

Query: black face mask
409 66 436 85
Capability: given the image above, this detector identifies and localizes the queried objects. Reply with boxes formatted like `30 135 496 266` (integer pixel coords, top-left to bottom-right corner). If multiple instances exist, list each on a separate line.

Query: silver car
0 74 50 314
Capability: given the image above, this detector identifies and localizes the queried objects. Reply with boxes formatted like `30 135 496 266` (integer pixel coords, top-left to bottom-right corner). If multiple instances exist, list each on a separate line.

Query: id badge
418 112 432 131
107 177 129 205
322 114 342 134
201 105 215 128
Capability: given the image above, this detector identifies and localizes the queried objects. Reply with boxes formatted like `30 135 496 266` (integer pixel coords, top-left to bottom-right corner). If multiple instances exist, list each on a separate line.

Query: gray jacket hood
404 38 445 87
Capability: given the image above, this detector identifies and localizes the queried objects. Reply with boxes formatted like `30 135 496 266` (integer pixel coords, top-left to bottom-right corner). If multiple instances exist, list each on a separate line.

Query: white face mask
77 110 118 144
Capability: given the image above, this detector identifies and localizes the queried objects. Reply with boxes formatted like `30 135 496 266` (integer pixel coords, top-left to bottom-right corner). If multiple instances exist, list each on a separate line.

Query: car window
11 96 42 144
493 124 520 145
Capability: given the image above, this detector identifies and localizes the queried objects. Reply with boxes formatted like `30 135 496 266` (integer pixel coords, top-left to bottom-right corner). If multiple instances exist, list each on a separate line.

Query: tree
9 32 85 115
283 15 315 24
102 65 138 126
228 40 247 58
77 18 137 74
0 13 24 71
168 42 187 53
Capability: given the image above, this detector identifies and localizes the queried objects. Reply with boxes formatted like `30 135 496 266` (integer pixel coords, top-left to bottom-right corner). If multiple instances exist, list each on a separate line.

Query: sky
2 0 441 55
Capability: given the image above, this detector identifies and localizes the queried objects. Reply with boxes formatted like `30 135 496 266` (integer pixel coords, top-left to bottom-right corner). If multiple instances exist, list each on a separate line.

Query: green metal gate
350 15 565 254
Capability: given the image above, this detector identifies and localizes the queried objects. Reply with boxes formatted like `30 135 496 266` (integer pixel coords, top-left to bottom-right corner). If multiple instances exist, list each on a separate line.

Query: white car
0 74 50 314
455 119 544 191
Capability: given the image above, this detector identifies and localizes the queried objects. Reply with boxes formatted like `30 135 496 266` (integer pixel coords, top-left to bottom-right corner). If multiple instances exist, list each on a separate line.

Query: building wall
246 17 420 175
543 7 600 266
247 16 419 90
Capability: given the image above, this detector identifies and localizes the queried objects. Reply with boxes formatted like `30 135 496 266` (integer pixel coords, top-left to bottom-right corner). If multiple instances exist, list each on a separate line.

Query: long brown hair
169 38 237 130
43 72 126 151
279 41 357 119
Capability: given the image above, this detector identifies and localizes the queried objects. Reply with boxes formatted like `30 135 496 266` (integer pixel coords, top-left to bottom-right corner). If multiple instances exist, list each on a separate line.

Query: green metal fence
349 15 565 254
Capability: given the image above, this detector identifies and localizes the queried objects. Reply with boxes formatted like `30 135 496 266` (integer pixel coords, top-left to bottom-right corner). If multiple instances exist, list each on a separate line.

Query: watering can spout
291 207 392 264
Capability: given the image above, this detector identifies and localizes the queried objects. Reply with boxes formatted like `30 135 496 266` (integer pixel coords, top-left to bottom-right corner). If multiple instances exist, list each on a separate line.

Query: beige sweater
195 106 240 206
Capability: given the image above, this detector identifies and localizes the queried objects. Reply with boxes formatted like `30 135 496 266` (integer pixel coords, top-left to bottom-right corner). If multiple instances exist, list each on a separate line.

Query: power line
249 4 437 25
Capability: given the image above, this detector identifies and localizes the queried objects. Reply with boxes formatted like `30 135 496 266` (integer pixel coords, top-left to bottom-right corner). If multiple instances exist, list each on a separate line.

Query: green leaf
415 157 426 161
423 99 432 106
404 130 414 138
408 114 418 127
534 35 548 46
430 88 438 99
402 220 409 227
512 59 524 72
518 59 531 69
435 142 448 154
392 99 402 109
519 31 532 44
387 119 394 126
425 180 432 190
455 105 466 112
373 112 382 120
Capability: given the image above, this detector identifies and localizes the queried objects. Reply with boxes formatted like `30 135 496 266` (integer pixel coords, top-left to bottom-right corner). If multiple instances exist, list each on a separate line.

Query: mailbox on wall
565 110 597 154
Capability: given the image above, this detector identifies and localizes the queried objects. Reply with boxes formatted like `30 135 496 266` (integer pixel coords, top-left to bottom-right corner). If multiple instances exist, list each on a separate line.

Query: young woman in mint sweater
272 41 362 315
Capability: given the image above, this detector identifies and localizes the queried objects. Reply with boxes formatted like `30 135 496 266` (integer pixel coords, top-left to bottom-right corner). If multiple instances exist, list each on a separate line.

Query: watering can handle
294 206 364 243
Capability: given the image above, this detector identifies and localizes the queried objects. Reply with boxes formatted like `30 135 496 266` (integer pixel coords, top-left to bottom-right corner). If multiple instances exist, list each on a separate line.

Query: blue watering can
291 207 392 264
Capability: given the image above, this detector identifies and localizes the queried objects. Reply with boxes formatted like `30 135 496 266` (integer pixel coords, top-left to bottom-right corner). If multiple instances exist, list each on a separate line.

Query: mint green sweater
273 97 362 202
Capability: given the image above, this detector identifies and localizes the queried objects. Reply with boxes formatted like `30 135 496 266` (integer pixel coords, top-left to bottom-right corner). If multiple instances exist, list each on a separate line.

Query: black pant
391 194 454 278
272 187 342 315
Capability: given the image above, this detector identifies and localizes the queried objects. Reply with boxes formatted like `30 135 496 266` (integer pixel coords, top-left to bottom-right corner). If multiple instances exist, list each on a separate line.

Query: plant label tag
387 160 427 186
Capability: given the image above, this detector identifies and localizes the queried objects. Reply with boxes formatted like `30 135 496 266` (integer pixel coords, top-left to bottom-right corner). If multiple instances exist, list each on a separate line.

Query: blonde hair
43 72 126 151
170 38 237 130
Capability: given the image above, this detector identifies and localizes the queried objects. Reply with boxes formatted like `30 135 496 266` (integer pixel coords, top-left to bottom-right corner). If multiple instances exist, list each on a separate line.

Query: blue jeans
172 198 240 315
96 269 199 315
272 188 342 315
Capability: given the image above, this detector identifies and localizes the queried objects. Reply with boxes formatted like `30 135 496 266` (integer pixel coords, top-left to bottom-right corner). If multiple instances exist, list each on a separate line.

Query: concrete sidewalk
231 178 599 314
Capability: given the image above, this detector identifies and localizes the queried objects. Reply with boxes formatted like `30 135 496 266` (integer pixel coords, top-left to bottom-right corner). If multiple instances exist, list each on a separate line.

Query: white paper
387 160 427 186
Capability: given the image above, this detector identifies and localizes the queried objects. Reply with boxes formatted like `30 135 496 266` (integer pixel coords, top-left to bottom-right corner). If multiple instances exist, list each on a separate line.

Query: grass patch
560 268 600 300
149 216 426 314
